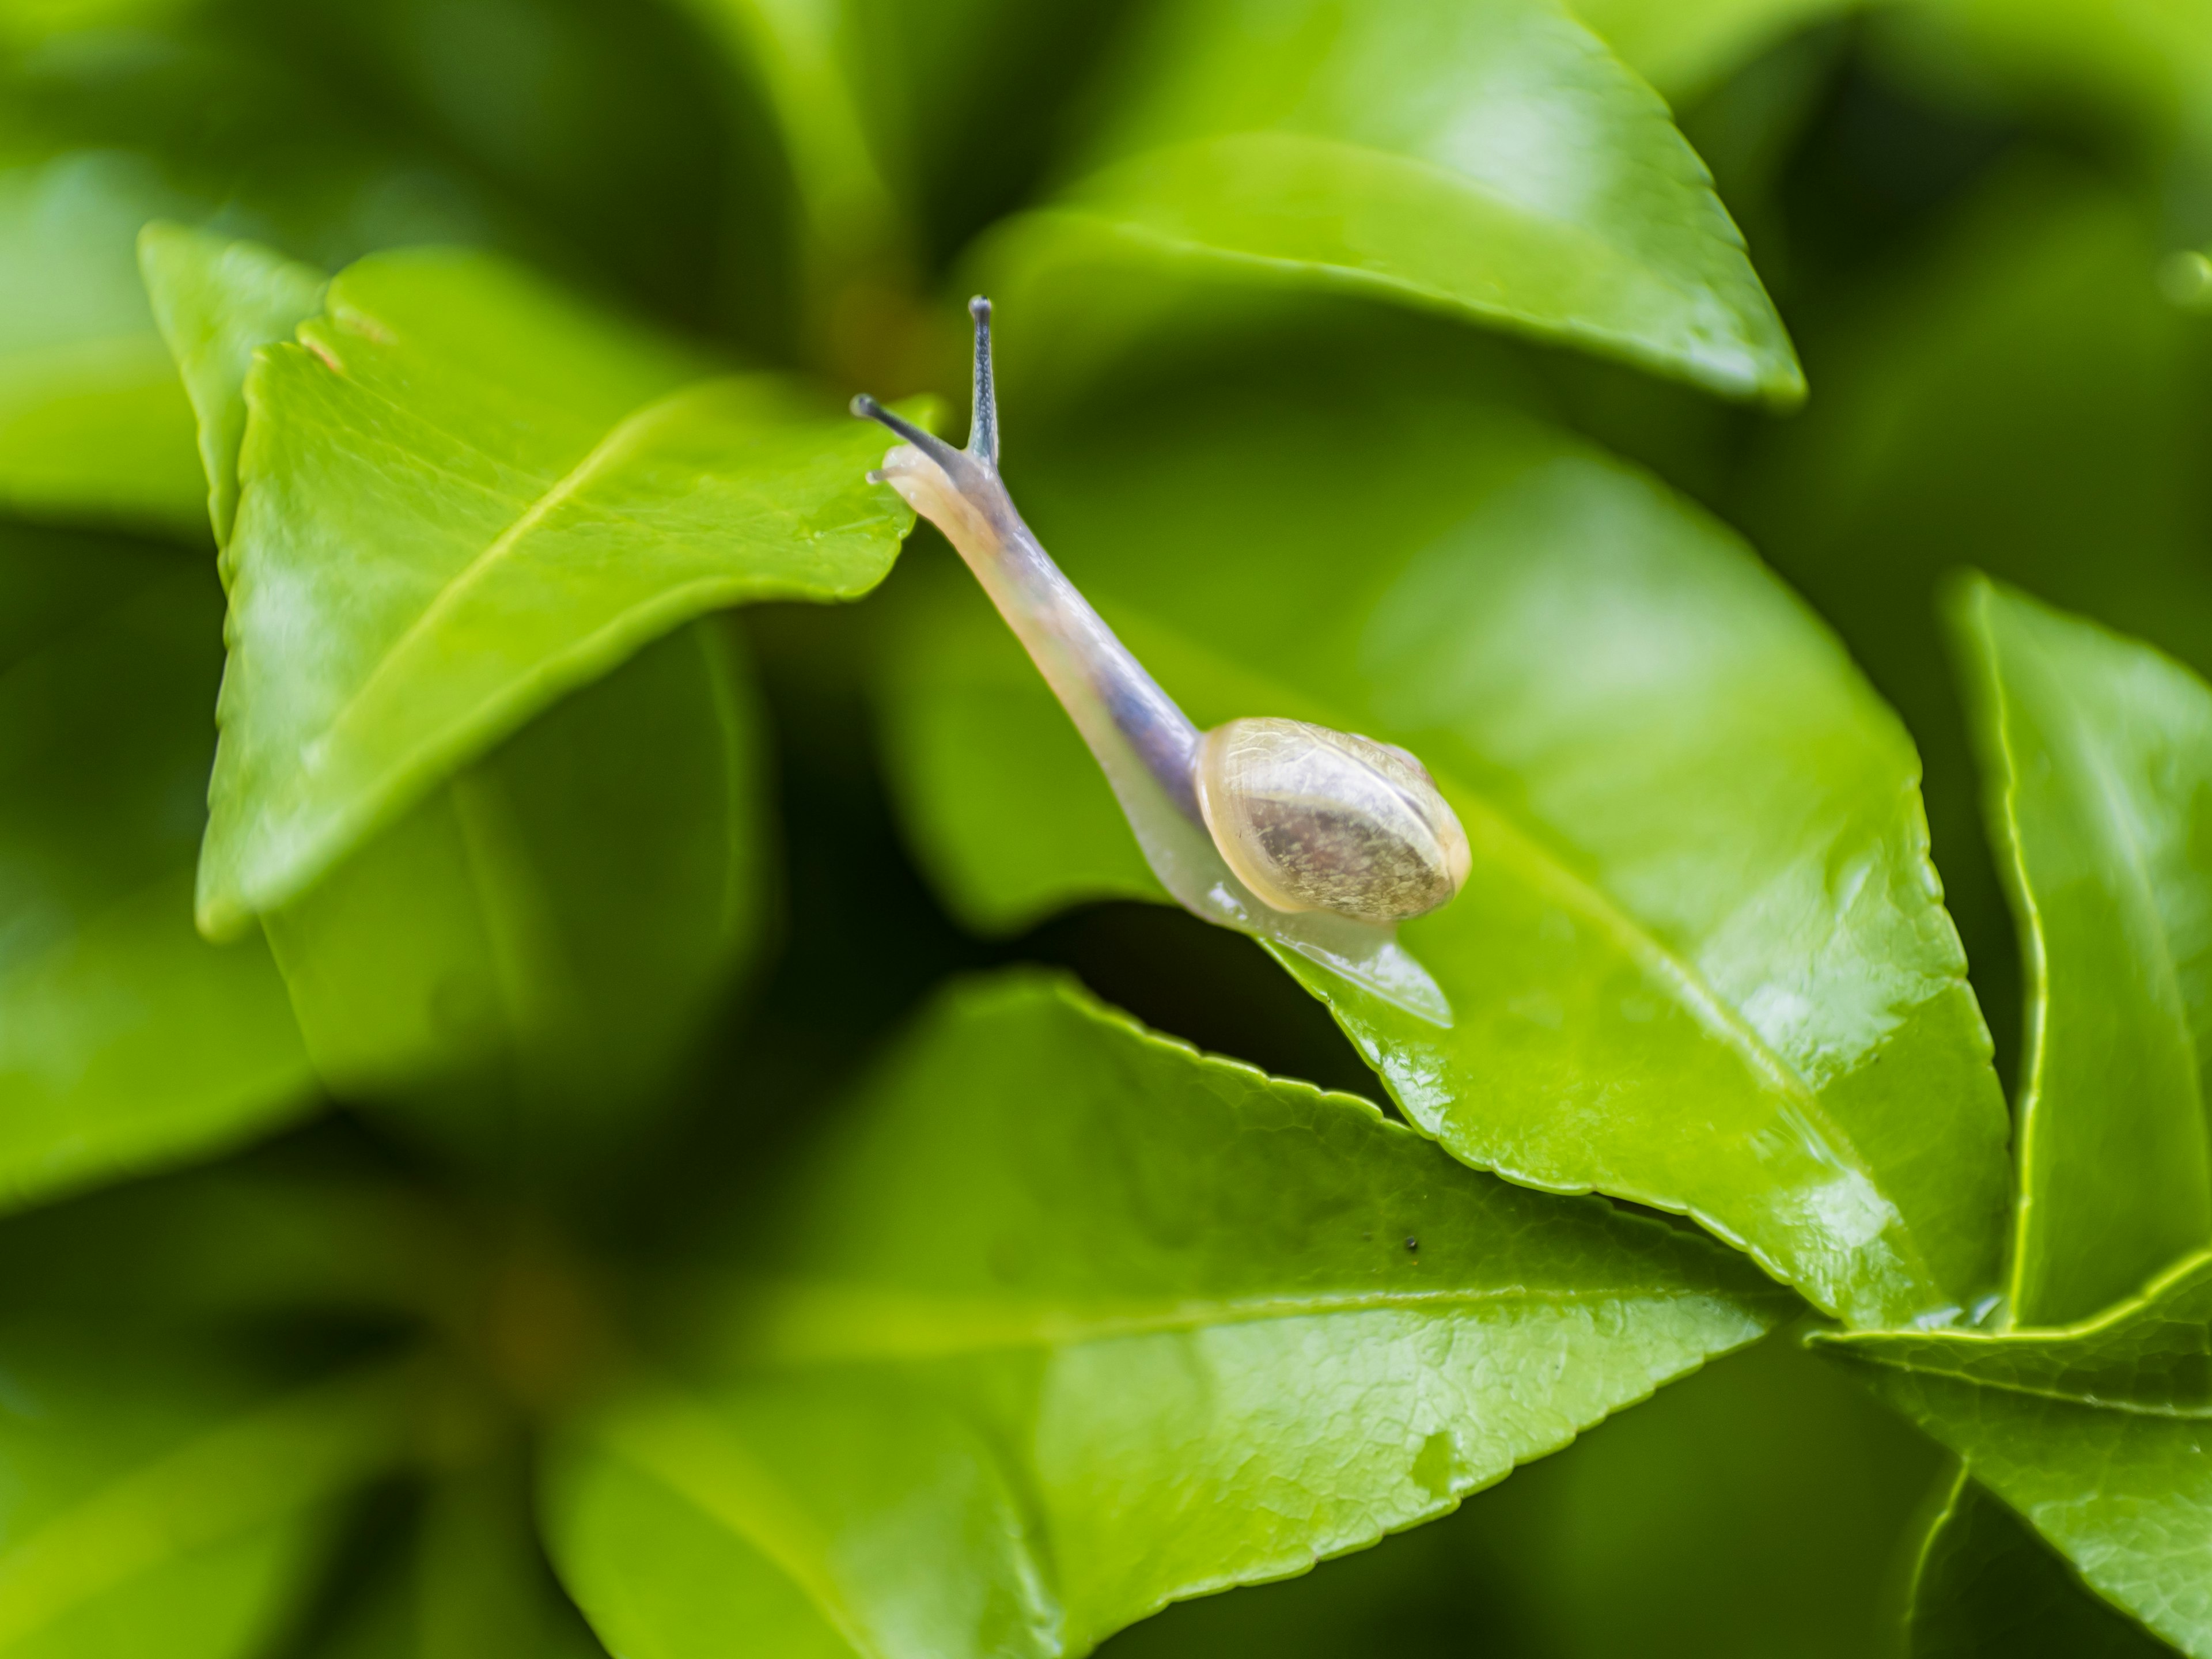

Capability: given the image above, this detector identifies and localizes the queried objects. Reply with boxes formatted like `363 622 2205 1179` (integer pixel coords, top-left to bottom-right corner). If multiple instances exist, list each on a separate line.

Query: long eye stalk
853 301 1455 1025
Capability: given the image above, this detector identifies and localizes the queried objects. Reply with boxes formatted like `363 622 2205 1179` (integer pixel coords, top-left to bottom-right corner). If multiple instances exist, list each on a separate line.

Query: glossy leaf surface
876 372 2008 1328
546 971 1785 1658
0 524 312 1213
995 0 1801 402
1818 1250 2212 1657
196 243 912 932
1950 577 2212 1327
0 32 507 534
0 1333 425 1659
1105 1315 1942 1659
1906 1467 2169 1658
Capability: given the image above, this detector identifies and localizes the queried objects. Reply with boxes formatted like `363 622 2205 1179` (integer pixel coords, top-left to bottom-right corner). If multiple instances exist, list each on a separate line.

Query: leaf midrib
1832 1344 2212 1422
743 1278 1768 1364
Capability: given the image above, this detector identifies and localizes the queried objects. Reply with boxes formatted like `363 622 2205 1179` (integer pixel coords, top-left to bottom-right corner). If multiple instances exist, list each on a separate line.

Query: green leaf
139 222 327 546
0 522 313 1213
875 369 2009 1327
145 233 786 1131
189 243 913 933
544 970 1785 1658
1888 0 2212 157
1949 577 2212 1327
987 0 1801 402
1566 0 1854 99
1816 1249 2212 1657
0 1334 428 1659
1905 1466 2171 1658
0 32 513 535
309 1463 605 1659
263 620 766 1153
1104 1315 1944 1659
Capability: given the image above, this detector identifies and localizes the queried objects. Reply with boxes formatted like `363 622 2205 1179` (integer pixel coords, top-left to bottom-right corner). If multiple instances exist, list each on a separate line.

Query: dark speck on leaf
1404 1236 1419 1253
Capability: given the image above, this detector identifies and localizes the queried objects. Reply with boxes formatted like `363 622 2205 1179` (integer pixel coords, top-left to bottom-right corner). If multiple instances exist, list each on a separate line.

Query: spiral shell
1195 718 1472 923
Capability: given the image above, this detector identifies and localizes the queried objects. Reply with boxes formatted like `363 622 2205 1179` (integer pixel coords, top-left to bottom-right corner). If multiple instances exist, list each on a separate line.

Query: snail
853 299 1468 1022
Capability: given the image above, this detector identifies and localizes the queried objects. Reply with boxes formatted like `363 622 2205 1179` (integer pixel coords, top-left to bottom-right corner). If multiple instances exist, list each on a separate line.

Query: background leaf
874 341 2008 1328
0 29 518 534
0 1332 426 1659
1904 1466 2169 1658
260 620 766 1165
1817 1249 2212 1657
1566 0 1854 100
0 521 312 1213
301 1463 605 1659
546 969 1785 1658
1950 577 2212 1327
986 0 1801 402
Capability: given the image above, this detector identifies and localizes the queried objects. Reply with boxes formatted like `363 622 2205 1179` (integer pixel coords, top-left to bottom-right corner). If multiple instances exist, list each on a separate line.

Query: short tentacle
850 393 968 478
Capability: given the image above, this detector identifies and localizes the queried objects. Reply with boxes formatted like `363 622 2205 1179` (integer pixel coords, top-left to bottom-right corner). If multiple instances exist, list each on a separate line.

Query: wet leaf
875 367 2008 1327
544 971 1785 1658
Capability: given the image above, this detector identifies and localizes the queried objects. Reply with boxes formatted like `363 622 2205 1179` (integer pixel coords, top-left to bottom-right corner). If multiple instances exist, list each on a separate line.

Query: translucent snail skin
853 299 1469 1022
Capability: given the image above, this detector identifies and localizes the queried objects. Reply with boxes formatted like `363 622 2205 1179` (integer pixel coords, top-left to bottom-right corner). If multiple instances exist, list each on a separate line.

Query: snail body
853 301 1467 1018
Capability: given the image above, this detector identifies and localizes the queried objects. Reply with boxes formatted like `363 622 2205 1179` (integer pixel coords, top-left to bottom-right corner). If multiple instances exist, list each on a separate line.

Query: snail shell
1195 718 1472 923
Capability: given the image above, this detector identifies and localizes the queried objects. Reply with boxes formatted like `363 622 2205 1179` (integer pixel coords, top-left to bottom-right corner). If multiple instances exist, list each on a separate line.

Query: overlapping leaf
546 971 1785 1658
1819 1249 2212 1656
142 229 854 1125
1950 577 2212 1327
0 522 312 1213
1904 1467 2169 1658
982 0 1801 402
184 240 911 933
1819 585 2212 1654
875 365 2008 1328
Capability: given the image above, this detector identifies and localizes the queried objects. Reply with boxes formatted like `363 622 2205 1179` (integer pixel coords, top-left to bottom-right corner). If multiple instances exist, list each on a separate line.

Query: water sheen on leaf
544 971 1785 1658
876 380 2007 1328
989 0 1801 402
190 243 914 934
1817 1249 2212 1657
1949 577 2212 1327
0 523 312 1214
